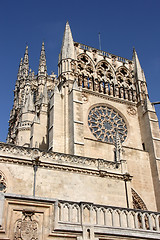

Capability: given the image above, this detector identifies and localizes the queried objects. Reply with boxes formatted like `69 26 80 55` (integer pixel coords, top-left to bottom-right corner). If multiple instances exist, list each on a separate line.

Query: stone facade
0 21 160 239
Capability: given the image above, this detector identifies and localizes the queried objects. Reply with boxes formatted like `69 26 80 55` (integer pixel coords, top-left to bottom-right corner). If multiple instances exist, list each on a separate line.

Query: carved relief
132 188 147 210
14 211 38 240
82 93 88 103
127 106 137 116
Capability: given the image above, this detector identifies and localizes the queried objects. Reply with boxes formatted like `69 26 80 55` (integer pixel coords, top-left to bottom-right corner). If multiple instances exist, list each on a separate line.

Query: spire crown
38 42 47 76
23 45 29 78
23 46 29 64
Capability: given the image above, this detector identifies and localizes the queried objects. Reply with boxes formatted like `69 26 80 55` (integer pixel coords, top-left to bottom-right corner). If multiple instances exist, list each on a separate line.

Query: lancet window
75 54 94 89
115 66 136 102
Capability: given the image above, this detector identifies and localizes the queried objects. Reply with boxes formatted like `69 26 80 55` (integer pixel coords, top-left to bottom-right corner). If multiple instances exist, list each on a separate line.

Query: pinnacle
23 45 29 64
133 48 144 81
60 21 74 59
38 42 47 75
41 41 45 51
24 45 28 55
40 41 46 57
20 58 23 65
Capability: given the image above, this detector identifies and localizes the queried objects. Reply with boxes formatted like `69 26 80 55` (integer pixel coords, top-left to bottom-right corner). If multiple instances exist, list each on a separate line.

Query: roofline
74 42 132 63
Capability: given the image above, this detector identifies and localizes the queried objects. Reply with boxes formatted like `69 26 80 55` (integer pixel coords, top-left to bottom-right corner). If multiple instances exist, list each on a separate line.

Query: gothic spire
133 48 144 81
60 21 75 60
38 42 47 76
23 45 29 78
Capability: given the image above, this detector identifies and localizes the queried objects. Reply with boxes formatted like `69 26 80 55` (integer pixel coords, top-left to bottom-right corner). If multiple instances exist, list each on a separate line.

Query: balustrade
78 43 128 63
57 201 160 232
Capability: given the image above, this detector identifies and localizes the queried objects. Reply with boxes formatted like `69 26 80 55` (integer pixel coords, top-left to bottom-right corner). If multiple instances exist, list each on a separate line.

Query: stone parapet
0 193 160 240
0 142 127 176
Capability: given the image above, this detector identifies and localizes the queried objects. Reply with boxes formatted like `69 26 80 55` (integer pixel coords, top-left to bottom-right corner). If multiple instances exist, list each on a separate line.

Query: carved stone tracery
132 188 147 210
71 53 137 102
88 105 127 144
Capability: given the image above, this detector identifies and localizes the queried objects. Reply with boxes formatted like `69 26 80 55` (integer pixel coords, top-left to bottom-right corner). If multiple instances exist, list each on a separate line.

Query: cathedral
0 21 160 239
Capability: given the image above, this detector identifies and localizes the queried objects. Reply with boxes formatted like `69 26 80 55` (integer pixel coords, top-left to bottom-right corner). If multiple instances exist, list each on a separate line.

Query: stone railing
76 42 129 63
56 200 160 232
1 194 160 239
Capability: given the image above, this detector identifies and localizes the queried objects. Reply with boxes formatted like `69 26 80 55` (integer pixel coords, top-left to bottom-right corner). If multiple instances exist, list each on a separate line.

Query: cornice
82 89 137 107
0 142 126 180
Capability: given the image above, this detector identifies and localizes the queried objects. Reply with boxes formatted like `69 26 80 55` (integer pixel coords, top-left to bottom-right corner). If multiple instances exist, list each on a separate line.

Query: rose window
88 105 127 143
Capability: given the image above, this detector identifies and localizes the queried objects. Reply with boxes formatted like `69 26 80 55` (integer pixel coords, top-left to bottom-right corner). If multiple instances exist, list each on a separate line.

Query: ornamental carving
88 105 127 144
14 211 38 240
127 106 137 116
0 171 7 192
132 188 147 210
82 93 88 103
71 53 137 102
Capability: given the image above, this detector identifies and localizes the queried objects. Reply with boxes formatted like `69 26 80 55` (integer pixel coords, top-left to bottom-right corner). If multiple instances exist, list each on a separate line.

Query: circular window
88 105 127 143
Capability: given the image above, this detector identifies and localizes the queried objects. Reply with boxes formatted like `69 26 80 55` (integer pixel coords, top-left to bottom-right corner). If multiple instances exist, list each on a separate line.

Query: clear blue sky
0 0 160 142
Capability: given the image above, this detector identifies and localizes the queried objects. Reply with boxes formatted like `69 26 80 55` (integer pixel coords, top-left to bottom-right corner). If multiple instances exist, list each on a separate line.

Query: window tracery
71 54 137 102
88 105 127 144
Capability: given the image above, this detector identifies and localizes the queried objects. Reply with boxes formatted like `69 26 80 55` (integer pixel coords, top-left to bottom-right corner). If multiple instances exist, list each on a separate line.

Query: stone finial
38 42 47 76
60 21 75 60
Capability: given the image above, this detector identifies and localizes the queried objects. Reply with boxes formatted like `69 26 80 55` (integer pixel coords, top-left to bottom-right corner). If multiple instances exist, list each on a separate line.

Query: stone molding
83 88 137 106
0 142 128 180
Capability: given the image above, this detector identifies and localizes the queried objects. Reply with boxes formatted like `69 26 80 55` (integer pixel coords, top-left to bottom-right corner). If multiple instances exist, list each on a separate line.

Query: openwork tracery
71 54 94 89
95 60 115 94
71 53 137 102
88 105 127 144
115 66 136 101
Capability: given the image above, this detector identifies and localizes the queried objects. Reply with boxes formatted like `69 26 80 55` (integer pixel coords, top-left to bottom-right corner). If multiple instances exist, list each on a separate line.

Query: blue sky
0 0 160 142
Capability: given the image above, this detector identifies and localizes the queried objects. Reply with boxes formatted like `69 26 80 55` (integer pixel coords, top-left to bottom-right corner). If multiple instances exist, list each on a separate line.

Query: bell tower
7 43 57 150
